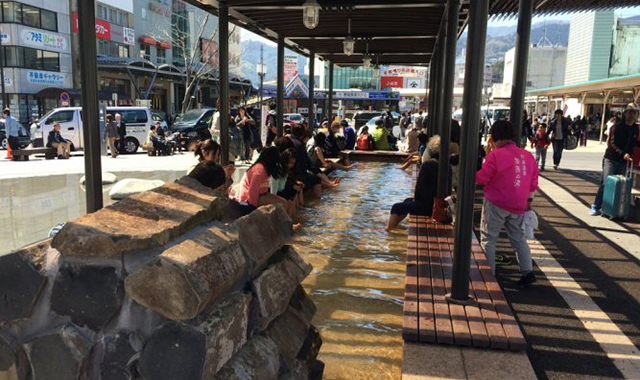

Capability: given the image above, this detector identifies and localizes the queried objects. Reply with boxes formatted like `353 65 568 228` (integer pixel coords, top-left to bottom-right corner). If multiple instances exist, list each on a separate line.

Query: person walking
590 103 639 216
521 110 533 147
103 114 119 158
546 109 570 170
414 111 424 130
47 122 71 159
398 112 408 138
235 106 254 162
115 113 127 153
265 103 277 147
3 109 20 156
477 120 539 287
531 124 551 171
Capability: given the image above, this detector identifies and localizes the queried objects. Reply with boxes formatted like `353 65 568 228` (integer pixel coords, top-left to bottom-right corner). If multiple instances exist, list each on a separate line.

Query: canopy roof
187 0 638 67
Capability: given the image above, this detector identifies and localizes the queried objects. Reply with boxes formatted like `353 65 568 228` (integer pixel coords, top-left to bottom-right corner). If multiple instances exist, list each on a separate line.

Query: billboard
380 65 427 78
380 76 403 89
200 38 219 68
284 55 298 84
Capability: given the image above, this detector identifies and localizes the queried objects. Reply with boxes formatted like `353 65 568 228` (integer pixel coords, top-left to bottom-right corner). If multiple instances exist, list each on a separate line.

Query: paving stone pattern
0 176 323 379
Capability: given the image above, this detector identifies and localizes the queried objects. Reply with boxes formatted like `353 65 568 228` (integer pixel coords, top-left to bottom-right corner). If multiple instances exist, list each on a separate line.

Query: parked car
169 108 215 146
353 111 383 129
284 113 305 124
33 106 156 154
0 119 31 150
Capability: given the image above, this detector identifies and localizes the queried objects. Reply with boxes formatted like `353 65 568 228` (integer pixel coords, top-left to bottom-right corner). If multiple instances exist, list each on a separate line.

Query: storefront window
3 46 23 67
2 46 59 71
157 47 166 64
21 4 40 28
2 2 16 22
40 9 56 31
140 43 151 60
41 51 59 71
24 47 39 69
119 45 129 58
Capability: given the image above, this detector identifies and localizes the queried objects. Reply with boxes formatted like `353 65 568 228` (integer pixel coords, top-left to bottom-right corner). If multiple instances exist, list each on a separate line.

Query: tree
154 13 241 114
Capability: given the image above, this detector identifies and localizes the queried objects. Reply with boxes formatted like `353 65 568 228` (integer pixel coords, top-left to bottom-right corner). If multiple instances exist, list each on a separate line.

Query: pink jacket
476 141 539 215
235 163 270 207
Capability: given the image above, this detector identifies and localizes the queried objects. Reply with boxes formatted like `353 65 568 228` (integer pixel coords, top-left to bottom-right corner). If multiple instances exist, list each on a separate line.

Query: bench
11 147 57 161
403 216 527 350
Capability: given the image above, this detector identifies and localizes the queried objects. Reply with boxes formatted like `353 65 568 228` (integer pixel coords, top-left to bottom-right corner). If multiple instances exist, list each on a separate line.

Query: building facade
0 0 73 123
609 15 640 77
325 65 379 90
564 10 614 85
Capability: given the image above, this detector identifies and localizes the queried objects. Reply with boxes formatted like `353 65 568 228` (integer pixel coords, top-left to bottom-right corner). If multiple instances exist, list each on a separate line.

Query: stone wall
0 176 323 380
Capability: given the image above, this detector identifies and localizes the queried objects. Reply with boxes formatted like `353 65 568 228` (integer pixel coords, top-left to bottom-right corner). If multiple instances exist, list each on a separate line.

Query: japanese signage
21 29 67 52
405 78 423 89
123 27 135 45
380 65 427 78
284 55 298 84
149 1 171 17
0 32 9 43
110 24 124 44
72 13 111 40
27 70 66 86
381 77 403 89
4 77 12 88
200 38 219 68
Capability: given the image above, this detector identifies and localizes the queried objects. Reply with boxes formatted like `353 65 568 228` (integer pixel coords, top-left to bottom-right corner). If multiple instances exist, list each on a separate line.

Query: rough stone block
212 335 280 380
22 323 92 380
288 286 317 326
198 292 251 377
80 172 118 185
280 360 309 380
109 178 165 200
51 262 123 331
138 322 206 380
125 227 245 321
250 246 312 331
51 177 228 259
309 360 325 380
264 309 309 371
297 325 323 364
90 330 141 380
231 204 294 274
0 335 15 371
0 241 49 322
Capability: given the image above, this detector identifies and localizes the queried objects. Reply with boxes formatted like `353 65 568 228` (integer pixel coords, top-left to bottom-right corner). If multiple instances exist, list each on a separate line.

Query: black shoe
553 165 558 170
495 254 512 266
517 272 537 287
540 167 545 172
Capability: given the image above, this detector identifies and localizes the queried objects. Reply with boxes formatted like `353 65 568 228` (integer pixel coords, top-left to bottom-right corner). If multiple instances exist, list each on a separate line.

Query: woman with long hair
235 106 255 162
188 138 235 186
309 132 352 171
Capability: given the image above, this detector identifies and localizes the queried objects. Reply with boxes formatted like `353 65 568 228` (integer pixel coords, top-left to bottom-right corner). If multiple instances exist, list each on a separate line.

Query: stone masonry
0 176 323 380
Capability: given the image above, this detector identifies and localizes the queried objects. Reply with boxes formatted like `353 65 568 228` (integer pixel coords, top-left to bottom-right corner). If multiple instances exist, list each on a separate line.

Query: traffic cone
6 142 12 160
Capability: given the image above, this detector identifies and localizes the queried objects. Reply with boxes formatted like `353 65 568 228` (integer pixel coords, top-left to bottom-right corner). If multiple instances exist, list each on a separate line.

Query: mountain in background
241 40 308 87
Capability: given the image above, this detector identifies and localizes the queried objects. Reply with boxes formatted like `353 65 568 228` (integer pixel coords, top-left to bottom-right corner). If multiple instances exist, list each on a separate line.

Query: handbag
432 197 452 223
564 134 578 150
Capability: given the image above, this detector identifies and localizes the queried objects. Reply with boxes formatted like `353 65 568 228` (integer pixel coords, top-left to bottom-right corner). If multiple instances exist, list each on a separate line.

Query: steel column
427 55 437 136
219 2 230 165
430 47 441 137
435 21 447 137
277 35 285 137
78 0 103 212
510 0 533 146
328 62 334 122
449 0 489 302
0 36 6 109
308 51 315 129
437 0 460 199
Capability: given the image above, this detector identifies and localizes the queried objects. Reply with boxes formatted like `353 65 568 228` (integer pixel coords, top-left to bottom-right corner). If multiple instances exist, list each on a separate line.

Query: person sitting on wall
399 132 429 170
372 118 391 151
47 122 71 159
309 132 353 172
289 124 328 197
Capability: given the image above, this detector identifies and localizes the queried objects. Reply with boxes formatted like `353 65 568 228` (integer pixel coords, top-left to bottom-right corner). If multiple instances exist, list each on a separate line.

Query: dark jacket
290 135 314 178
117 121 127 137
344 127 356 150
546 117 570 141
604 121 639 163
47 130 65 147
414 157 439 216
522 118 533 139
450 119 461 145
324 131 341 158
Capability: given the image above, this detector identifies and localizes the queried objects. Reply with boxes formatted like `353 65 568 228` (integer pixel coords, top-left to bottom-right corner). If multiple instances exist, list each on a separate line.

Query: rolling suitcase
601 161 634 220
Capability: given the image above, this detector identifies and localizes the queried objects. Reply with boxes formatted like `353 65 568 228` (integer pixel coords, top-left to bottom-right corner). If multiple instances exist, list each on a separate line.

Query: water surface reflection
294 162 412 380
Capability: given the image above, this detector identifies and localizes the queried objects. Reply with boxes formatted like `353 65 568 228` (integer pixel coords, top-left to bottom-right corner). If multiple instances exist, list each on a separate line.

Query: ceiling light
363 57 371 68
302 0 321 29
343 19 354 56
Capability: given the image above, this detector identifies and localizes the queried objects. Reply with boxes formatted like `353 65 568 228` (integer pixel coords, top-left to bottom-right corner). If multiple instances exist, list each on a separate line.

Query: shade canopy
186 0 638 67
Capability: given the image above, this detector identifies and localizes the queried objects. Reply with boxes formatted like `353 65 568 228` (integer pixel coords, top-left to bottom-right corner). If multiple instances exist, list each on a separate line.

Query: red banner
73 13 111 40
381 76 403 89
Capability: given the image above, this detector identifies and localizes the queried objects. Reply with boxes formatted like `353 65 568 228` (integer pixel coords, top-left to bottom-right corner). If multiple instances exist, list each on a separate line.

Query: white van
33 107 154 154
451 106 510 126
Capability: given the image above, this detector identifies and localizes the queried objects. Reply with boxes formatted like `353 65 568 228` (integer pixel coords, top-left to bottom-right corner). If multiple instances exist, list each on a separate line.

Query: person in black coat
546 109 571 170
47 122 71 159
115 113 127 153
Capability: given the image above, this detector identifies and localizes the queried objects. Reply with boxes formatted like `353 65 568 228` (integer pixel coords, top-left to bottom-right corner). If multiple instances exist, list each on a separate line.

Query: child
531 123 551 171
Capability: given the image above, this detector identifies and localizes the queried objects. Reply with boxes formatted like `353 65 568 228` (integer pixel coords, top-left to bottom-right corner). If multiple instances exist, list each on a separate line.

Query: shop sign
380 65 427 78
72 13 111 40
284 55 298 84
3 76 12 88
123 27 135 45
110 24 123 44
298 108 309 114
380 76 403 89
369 91 399 100
0 32 9 43
149 1 171 17
611 96 634 105
405 78 423 89
335 91 368 99
21 29 67 52
200 38 219 68
26 70 66 86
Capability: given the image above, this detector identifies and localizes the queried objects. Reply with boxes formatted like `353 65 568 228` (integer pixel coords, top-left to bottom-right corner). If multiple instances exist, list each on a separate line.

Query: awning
138 35 157 45
35 87 82 98
156 40 171 49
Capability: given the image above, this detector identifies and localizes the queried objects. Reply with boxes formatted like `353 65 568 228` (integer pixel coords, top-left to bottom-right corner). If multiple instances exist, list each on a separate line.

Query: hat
624 103 639 113
3 108 9 113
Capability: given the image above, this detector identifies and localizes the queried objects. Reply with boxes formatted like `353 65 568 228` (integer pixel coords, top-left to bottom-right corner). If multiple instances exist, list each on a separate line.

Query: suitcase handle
627 160 635 179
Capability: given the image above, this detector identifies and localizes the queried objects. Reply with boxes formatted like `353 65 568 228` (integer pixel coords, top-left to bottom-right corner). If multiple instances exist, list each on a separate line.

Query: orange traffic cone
6 142 12 160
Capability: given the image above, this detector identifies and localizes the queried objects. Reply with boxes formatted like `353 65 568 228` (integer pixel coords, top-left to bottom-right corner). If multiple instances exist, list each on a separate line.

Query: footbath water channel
294 161 412 380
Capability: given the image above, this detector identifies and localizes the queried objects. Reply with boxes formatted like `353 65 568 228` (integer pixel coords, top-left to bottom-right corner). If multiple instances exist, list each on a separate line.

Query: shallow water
293 162 413 380
0 170 185 254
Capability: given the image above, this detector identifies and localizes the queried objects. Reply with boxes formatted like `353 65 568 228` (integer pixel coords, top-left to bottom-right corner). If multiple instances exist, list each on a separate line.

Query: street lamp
343 19 355 56
257 45 267 114
302 0 321 29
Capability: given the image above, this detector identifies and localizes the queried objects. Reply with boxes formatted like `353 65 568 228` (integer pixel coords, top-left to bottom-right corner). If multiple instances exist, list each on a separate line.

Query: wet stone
281 359 309 380
91 330 140 380
22 323 92 380
264 309 309 371
125 227 245 321
231 204 294 274
250 246 312 331
212 334 280 380
51 262 123 331
138 322 206 380
51 177 228 259
0 242 48 322
197 292 251 377
288 286 317 326
0 335 15 371
309 360 325 380
109 178 165 200
297 325 323 364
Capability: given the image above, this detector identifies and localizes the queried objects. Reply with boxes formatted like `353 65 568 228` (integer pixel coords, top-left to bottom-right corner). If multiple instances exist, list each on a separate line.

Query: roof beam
289 35 437 40
231 2 445 11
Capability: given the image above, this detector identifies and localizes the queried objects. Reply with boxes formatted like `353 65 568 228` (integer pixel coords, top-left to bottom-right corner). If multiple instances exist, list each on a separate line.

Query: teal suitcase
601 163 633 220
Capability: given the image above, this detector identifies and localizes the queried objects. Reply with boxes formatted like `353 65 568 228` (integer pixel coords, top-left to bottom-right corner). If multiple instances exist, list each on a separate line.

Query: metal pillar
328 62 334 122
308 51 315 129
510 0 533 146
78 0 103 212
435 21 447 137
428 47 440 137
277 35 285 137
219 2 230 165
449 0 489 303
0 35 6 109
427 57 437 136
437 0 459 199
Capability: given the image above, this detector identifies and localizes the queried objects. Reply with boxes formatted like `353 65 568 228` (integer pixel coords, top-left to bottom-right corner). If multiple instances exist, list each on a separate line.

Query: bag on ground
602 162 634 220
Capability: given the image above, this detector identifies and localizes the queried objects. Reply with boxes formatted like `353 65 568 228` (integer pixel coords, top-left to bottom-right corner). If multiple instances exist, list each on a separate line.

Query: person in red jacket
530 124 551 171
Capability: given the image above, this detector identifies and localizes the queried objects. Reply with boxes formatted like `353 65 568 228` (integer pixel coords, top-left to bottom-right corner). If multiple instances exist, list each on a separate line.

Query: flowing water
293 161 413 380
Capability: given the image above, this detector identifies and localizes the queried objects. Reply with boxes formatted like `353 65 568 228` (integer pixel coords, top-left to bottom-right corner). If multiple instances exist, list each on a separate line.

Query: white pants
51 142 70 158
480 199 532 275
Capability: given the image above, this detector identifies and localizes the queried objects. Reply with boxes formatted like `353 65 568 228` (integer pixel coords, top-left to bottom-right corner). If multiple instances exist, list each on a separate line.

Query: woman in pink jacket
477 120 539 287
